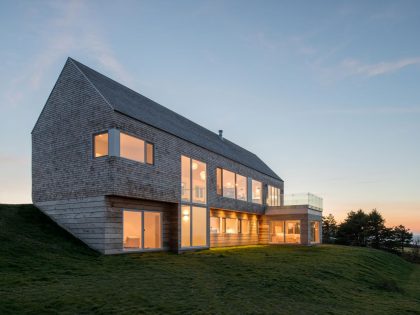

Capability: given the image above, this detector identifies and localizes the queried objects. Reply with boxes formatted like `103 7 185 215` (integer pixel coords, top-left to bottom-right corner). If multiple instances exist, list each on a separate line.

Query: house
32 58 323 254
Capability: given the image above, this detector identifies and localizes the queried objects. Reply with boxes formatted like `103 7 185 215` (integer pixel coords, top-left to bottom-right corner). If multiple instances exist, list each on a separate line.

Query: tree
336 210 369 246
393 225 413 253
322 214 338 243
366 209 386 249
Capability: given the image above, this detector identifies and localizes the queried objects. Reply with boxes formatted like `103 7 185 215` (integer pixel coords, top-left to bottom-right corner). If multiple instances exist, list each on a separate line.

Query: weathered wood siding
210 209 260 248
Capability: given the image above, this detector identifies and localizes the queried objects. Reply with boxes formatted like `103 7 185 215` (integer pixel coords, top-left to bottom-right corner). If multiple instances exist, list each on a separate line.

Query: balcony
282 193 323 211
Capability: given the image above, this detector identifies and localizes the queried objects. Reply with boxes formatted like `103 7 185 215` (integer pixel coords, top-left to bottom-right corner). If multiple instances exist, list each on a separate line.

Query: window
251 180 262 204
146 143 154 165
120 132 145 163
181 156 191 202
236 174 247 201
222 169 235 199
270 220 301 244
240 219 250 234
216 168 222 195
192 160 206 204
267 185 281 206
210 217 221 234
181 205 207 247
94 132 108 157
225 218 238 234
310 221 320 243
286 221 301 243
123 210 162 250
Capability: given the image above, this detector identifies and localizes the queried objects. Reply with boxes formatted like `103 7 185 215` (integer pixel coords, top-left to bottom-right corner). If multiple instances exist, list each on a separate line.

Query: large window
181 205 207 247
123 210 162 250
270 220 301 244
310 221 320 243
267 185 281 206
94 132 108 157
222 169 235 199
181 156 207 204
120 132 154 165
225 218 238 234
251 180 262 204
210 217 221 234
216 168 248 202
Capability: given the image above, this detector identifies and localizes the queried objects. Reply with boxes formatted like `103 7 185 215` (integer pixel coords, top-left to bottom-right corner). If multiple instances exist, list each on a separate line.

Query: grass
1 204 419 315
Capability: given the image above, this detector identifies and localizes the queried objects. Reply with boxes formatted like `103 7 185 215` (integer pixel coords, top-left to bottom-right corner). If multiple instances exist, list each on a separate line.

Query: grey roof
70 58 282 181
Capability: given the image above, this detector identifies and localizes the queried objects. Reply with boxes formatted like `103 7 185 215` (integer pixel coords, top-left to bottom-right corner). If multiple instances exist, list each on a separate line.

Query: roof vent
218 130 223 140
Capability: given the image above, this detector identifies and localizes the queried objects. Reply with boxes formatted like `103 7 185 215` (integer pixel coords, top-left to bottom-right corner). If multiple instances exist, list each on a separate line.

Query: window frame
216 167 251 203
93 131 109 159
210 216 221 234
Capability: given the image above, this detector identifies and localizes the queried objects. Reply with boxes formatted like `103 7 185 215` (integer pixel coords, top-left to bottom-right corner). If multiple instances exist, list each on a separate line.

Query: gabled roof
69 58 282 181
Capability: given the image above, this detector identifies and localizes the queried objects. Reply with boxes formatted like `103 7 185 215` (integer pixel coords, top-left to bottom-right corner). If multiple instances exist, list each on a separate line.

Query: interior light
199 171 206 180
192 162 198 170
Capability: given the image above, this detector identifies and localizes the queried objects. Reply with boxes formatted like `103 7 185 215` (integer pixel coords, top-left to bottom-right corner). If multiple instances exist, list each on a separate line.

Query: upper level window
181 156 207 204
251 180 262 204
94 132 108 157
120 132 153 165
216 168 248 201
267 185 281 206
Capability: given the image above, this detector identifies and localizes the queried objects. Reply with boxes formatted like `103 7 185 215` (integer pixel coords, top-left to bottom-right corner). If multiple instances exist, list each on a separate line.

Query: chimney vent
218 130 223 140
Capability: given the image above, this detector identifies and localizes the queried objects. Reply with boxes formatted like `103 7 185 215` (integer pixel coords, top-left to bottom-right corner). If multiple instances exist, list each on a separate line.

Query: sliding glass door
270 220 301 244
123 210 162 250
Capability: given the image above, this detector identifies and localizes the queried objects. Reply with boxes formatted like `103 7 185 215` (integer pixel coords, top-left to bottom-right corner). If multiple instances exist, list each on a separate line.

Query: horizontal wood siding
105 196 178 254
210 209 260 248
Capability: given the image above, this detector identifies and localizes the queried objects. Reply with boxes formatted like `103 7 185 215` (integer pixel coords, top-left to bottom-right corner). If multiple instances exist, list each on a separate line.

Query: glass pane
216 168 222 195
222 169 235 199
123 211 142 249
181 156 191 202
146 143 154 165
192 207 207 246
285 220 301 243
192 159 206 204
270 221 284 243
181 205 191 247
241 219 250 234
236 174 247 201
94 132 108 157
120 132 145 162
225 218 238 234
311 221 320 243
210 217 220 234
144 212 161 249
252 180 262 204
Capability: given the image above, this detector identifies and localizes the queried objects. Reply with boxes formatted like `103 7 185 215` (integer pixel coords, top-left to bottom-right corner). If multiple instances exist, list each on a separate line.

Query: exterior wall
32 59 115 203
105 196 178 254
109 111 284 215
35 197 109 253
210 209 259 248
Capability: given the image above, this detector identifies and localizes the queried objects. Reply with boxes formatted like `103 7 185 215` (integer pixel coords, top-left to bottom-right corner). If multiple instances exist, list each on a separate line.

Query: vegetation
322 209 418 262
1 204 420 315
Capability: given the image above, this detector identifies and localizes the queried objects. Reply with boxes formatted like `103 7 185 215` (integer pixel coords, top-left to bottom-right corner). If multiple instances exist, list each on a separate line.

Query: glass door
144 212 162 249
270 221 285 243
123 210 162 250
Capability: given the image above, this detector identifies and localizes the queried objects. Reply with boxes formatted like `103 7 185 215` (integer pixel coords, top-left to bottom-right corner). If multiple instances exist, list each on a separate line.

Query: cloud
341 57 420 77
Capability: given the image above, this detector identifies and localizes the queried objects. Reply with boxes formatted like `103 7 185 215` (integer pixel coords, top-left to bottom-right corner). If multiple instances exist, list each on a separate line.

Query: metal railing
282 193 323 211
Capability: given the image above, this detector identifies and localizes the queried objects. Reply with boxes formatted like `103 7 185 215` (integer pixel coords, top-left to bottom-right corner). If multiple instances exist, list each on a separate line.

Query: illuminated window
236 174 247 201
181 205 207 247
251 180 262 204
210 217 221 234
270 220 301 244
225 218 238 234
286 221 301 243
240 219 250 234
146 143 154 165
216 168 222 195
123 210 162 250
181 156 191 202
120 132 145 162
267 185 281 206
94 132 108 158
192 159 206 204
310 221 320 243
222 169 235 199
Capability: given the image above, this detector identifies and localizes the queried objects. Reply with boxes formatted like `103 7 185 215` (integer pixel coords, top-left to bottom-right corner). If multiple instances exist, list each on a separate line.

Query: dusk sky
1 0 419 233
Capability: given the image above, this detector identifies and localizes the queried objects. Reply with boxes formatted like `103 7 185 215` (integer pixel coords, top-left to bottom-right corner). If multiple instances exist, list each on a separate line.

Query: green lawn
1 204 419 315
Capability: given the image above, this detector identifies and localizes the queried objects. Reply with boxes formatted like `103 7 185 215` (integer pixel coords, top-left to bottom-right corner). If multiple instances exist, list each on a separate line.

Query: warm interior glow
94 132 108 157
120 132 145 162
210 216 221 234
192 206 207 246
222 169 235 199
192 159 206 204
311 221 320 243
146 143 154 165
144 212 161 249
181 156 191 202
241 219 250 234
225 218 238 234
181 206 191 247
236 174 247 201
267 185 281 206
123 211 142 249
252 180 262 204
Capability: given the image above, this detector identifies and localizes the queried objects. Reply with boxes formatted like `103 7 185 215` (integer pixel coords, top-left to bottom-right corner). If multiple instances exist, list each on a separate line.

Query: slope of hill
0 204 419 315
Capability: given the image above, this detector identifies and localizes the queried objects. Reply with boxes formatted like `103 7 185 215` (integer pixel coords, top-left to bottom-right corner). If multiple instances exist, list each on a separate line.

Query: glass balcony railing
282 193 323 211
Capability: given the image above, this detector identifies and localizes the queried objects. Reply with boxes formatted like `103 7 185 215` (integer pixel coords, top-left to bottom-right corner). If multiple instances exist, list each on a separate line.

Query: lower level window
225 218 238 234
123 210 162 250
270 220 301 244
210 217 221 234
240 219 250 234
310 221 320 243
181 206 207 247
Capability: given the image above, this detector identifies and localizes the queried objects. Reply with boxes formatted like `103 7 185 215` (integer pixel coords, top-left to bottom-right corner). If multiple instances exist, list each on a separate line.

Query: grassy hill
1 204 419 315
